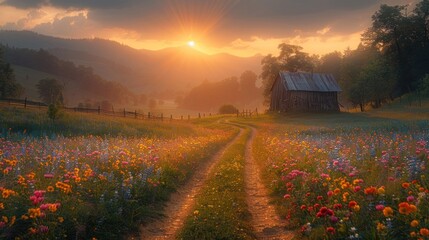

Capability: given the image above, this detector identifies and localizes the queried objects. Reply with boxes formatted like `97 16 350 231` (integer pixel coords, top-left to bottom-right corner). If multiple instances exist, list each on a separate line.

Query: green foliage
0 47 23 98
260 44 317 105
36 78 64 105
363 1 429 93
47 104 61 122
346 54 397 110
219 104 238 114
179 129 254 240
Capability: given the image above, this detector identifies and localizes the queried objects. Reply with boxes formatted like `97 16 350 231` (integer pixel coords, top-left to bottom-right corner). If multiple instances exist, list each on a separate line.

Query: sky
0 0 416 57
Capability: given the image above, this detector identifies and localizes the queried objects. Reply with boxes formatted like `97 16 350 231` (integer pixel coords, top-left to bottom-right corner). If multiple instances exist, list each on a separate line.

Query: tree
218 104 238 114
260 54 281 105
260 44 316 105
239 70 259 103
0 48 23 98
362 3 425 94
277 43 315 72
317 51 343 80
36 78 64 105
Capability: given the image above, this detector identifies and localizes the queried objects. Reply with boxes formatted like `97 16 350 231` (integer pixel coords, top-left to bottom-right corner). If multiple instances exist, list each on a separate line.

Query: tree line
179 70 262 111
1 45 133 104
261 0 429 111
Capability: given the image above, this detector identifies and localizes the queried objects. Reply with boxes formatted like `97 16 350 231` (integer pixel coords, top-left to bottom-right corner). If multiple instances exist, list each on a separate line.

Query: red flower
348 201 358 208
326 227 335 234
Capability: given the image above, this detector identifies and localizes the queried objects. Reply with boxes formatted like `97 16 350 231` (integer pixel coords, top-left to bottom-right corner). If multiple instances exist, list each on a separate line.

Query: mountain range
0 30 262 98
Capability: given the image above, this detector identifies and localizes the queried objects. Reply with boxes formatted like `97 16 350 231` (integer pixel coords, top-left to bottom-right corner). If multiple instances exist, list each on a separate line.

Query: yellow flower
377 222 386 232
377 187 385 195
353 205 360 212
0 203 4 210
58 217 64 223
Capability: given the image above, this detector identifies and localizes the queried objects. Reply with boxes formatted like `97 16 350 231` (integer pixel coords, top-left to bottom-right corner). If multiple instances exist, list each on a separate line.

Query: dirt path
244 128 295 240
137 128 244 240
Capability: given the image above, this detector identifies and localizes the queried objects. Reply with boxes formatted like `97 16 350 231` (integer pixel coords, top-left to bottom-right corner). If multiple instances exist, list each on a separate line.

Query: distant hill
0 30 262 96
2 46 134 106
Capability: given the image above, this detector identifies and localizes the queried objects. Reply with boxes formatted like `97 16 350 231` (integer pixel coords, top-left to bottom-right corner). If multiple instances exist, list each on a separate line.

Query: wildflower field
0 107 235 239
253 116 429 239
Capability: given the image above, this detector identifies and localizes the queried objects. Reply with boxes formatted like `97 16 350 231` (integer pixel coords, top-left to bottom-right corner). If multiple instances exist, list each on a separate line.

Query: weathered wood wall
270 77 340 112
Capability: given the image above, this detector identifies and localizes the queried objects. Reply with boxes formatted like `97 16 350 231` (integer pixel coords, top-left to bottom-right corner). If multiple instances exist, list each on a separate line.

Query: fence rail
0 98 258 121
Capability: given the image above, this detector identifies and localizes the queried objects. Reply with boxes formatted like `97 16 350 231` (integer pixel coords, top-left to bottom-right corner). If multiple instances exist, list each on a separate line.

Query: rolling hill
0 30 262 96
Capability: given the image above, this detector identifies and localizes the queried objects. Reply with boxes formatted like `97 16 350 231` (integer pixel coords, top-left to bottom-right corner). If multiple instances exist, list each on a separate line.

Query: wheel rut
137 128 244 240
244 127 295 240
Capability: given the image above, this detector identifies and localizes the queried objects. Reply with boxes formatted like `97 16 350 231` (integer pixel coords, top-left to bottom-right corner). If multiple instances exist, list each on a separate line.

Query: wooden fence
0 98 258 121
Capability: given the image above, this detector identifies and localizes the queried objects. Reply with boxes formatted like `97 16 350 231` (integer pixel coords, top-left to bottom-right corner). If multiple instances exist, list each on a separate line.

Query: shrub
219 104 238 114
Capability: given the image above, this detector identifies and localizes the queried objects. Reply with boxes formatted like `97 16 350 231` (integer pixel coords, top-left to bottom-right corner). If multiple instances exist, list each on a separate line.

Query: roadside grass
178 127 255 240
0 106 199 138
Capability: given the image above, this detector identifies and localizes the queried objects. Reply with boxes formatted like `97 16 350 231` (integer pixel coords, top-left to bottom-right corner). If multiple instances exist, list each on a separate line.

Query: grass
178 127 254 240
0 106 202 138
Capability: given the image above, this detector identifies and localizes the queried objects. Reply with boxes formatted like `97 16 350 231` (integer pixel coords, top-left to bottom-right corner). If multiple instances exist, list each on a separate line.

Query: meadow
1 100 429 239
249 103 429 239
0 106 236 239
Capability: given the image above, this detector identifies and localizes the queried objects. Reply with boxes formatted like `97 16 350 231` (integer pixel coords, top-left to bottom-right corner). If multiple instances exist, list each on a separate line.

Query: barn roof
278 72 341 92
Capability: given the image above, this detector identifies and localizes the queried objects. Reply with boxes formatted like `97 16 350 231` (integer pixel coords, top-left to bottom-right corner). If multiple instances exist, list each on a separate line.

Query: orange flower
398 202 417 215
383 207 394 217
46 186 54 192
402 182 410 189
377 187 385 195
411 220 419 227
364 186 377 195
348 201 357 208
420 228 429 236
28 208 41 218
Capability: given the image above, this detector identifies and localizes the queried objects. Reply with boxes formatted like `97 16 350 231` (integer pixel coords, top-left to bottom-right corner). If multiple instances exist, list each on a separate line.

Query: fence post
24 97 27 108
181 115 183 120
256 108 258 116
148 112 151 119
123 108 126 118
135 110 137 119
98 106 101 114
161 113 163 121
170 114 173 121
188 115 190 120
198 113 201 118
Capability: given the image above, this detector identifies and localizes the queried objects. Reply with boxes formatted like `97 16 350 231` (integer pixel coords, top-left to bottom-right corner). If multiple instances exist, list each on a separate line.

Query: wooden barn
270 71 341 112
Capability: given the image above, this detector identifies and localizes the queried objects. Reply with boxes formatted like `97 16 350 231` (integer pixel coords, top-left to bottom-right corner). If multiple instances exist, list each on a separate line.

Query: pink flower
375 204 385 211
407 195 415 202
283 194 291 199
44 173 54 179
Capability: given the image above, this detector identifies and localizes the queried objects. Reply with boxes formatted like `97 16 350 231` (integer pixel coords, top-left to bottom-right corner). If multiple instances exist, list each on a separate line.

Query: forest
261 1 429 111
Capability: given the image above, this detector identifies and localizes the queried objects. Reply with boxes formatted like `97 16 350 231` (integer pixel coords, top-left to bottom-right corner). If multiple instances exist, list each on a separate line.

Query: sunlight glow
187 40 195 47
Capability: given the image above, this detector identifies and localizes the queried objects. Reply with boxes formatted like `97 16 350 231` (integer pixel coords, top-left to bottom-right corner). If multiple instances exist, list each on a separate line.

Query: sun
187 40 195 47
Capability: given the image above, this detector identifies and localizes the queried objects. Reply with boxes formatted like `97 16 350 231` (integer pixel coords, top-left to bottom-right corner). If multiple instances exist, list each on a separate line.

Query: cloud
0 0 417 55
1 0 47 9
32 11 94 37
